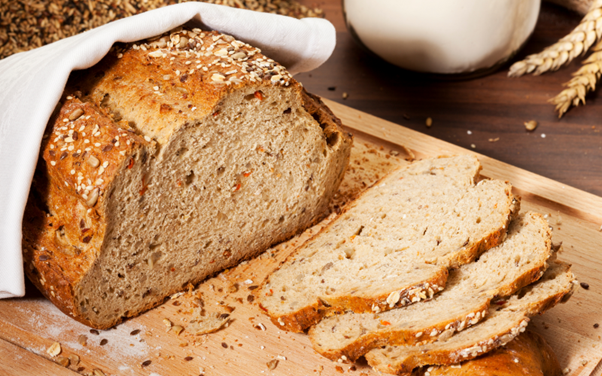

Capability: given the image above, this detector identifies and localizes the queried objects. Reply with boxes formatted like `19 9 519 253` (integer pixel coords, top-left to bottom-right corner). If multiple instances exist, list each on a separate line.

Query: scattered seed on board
267 359 279 370
489 137 500 142
342 92 349 99
524 120 538 131
46 342 61 357
56 356 70 367
425 117 433 127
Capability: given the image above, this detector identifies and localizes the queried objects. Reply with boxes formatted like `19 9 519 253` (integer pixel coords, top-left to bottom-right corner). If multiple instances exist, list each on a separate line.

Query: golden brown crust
415 331 562 376
22 97 147 328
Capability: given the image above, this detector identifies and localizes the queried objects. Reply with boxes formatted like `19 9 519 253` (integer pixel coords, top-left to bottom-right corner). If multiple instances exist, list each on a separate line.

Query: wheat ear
508 0 602 77
549 40 602 117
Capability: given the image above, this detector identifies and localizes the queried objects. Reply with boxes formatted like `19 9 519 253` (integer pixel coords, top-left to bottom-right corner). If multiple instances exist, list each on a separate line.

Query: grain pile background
0 0 323 60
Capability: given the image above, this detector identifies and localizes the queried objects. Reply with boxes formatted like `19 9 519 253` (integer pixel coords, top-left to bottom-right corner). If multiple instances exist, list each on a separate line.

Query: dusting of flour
15 298 150 363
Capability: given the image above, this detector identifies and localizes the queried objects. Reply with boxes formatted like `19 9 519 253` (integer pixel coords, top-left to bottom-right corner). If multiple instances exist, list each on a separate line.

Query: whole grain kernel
68 354 80 366
100 338 108 346
524 120 538 131
426 117 433 127
47 342 61 357
78 335 88 346
56 356 70 367
267 359 279 370
142 360 152 367
172 325 184 335
69 108 84 121
93 369 106 376
86 188 100 207
87 155 100 168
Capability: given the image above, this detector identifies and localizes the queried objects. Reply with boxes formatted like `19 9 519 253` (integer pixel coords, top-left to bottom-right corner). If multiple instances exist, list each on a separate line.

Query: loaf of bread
365 260 575 375
309 212 553 362
21 28 352 329
413 330 562 376
258 155 519 332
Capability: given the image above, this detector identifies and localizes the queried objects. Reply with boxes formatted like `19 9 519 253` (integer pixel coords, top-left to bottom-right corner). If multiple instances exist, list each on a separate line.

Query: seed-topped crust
23 98 148 327
71 28 297 146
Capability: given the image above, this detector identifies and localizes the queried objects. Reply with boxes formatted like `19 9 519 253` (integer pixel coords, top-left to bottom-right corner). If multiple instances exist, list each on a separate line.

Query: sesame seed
153 86 159 91
144 136 151 142
102 161 109 168
50 161 56 166
70 169 75 175
94 143 101 147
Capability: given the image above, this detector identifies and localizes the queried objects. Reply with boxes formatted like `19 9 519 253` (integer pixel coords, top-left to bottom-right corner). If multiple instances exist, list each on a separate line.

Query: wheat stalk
508 0 602 77
549 40 602 117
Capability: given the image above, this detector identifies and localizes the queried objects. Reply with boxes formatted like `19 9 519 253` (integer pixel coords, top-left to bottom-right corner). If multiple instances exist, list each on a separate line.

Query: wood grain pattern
297 0 602 197
1 101 601 375
0 337 79 376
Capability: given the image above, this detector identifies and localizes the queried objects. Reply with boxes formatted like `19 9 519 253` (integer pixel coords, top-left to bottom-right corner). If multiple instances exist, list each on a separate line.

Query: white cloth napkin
0 2 336 299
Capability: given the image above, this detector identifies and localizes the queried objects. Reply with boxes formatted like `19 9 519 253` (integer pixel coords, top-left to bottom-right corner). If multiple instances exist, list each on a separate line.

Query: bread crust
22 98 147 327
22 29 352 329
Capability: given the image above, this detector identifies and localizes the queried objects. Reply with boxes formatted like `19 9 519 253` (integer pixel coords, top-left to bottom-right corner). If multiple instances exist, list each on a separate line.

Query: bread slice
365 260 576 375
21 28 352 329
258 155 520 332
308 212 552 361
413 331 562 376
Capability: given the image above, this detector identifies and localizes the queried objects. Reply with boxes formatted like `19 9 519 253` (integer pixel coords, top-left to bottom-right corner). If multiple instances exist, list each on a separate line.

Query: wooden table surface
297 1 602 197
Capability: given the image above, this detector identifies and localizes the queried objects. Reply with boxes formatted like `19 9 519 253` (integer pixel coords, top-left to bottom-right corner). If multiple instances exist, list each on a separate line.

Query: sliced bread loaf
308 212 552 361
21 28 352 329
365 260 576 375
258 155 519 332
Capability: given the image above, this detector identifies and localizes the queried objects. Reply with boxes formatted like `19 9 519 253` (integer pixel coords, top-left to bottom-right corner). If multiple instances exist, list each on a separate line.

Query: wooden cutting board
1 100 601 376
